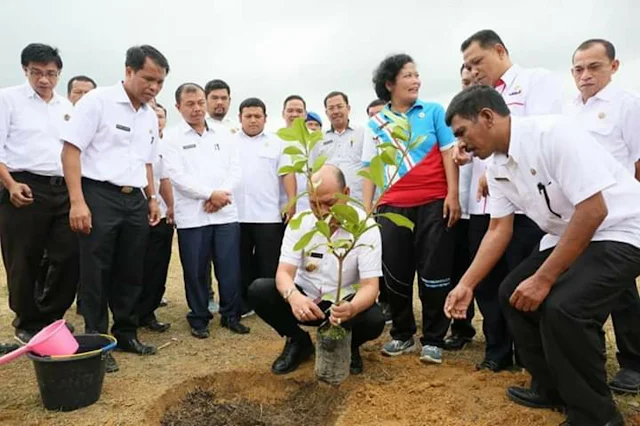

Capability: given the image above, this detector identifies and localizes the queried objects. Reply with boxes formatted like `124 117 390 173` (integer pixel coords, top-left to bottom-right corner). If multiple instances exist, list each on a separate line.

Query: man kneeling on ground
248 164 385 375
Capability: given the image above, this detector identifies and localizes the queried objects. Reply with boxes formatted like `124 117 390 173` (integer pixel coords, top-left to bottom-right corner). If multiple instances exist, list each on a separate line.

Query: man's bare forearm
349 277 378 314
535 193 607 283
61 142 85 204
459 215 514 290
144 164 156 198
283 173 296 200
0 164 16 189
159 178 173 208
361 171 375 210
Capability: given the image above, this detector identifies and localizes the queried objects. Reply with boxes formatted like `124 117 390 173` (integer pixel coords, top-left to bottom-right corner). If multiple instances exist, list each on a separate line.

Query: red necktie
494 79 506 94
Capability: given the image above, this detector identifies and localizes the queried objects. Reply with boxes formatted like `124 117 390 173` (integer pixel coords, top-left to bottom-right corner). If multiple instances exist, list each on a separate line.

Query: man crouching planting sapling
248 117 419 385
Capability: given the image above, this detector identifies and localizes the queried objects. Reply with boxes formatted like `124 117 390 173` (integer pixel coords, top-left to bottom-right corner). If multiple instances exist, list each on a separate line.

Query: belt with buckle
11 172 65 186
82 178 140 195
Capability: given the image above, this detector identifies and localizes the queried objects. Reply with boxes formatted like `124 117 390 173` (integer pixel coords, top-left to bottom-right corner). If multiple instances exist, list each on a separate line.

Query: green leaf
293 159 307 174
369 156 385 188
408 135 426 150
357 169 372 181
288 211 312 230
312 154 327 172
294 229 317 251
277 127 300 142
278 165 296 175
293 118 310 147
284 145 304 156
316 220 331 238
331 204 359 224
379 212 414 231
333 192 366 209
391 127 409 142
380 147 397 165
377 142 397 149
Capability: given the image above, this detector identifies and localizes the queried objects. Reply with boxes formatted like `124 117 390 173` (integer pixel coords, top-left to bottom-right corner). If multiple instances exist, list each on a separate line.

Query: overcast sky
1 0 638 130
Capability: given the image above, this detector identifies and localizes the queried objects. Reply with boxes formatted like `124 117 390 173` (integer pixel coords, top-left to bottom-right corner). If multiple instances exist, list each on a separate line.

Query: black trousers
136 218 174 323
449 219 475 338
612 284 640 371
248 278 385 348
469 214 543 363
0 172 79 331
78 179 149 337
499 241 640 426
240 223 284 309
378 200 455 347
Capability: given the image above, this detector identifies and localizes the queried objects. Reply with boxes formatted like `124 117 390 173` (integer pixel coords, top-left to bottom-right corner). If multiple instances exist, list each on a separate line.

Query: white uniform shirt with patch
469 64 564 215
487 115 640 251
0 83 73 176
162 121 240 229
61 82 159 187
279 208 382 301
316 125 365 202
235 131 291 223
564 83 640 175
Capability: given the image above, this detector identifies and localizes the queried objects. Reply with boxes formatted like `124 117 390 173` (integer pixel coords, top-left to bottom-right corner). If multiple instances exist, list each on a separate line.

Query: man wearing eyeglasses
0 43 77 345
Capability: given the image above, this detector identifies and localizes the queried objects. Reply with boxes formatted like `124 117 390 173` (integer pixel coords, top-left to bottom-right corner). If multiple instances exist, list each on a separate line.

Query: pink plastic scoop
0 320 79 366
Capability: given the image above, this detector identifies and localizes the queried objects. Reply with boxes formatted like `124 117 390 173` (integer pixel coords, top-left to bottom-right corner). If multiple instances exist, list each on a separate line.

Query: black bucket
26 334 117 412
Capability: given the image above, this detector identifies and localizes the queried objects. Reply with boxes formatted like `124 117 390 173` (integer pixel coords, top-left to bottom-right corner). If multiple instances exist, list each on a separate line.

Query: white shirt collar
21 81 62 104
494 116 524 167
573 81 620 105
497 64 521 88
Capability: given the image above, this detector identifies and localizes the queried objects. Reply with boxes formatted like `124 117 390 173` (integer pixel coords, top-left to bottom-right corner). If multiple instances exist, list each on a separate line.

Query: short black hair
460 30 509 55
573 38 616 61
125 45 170 74
239 97 267 115
445 85 511 127
323 91 349 107
366 99 386 114
174 83 205 104
21 43 63 69
67 75 96 95
155 103 167 116
282 95 306 110
372 54 414 102
204 79 231 98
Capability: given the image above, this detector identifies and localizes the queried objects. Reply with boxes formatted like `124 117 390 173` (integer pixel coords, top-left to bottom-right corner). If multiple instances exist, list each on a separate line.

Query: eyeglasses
27 68 59 80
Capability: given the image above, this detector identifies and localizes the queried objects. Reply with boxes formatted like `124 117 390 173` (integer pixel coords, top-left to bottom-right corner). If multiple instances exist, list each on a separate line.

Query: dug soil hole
156 371 346 426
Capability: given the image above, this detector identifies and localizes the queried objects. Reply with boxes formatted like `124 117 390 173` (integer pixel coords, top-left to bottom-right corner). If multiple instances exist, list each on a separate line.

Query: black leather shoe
443 333 472 351
116 336 157 355
507 386 565 412
141 318 171 333
105 353 119 373
14 329 36 345
476 358 514 373
221 317 250 334
271 335 313 375
559 410 624 426
191 328 210 339
350 347 363 375
609 368 640 394
0 342 19 355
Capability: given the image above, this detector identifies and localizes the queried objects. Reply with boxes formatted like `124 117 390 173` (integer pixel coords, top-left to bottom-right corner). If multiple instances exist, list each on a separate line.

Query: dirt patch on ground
1 240 640 425
158 372 345 426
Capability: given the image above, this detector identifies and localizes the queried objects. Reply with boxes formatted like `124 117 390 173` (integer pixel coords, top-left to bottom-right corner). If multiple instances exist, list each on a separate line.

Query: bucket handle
0 345 29 366
101 340 117 353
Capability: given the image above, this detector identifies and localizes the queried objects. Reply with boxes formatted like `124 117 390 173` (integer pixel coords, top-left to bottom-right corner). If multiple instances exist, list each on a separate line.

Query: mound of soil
161 381 345 426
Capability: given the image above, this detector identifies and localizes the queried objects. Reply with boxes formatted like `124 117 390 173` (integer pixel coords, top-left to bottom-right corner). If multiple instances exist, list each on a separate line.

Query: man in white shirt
204 79 238 133
135 103 174 333
281 95 309 213
0 43 78 345
67 75 96 106
366 99 386 118
566 38 640 396
443 64 477 351
314 91 365 203
235 97 297 316
445 86 640 426
456 29 564 372
163 83 248 337
249 165 385 375
61 45 169 373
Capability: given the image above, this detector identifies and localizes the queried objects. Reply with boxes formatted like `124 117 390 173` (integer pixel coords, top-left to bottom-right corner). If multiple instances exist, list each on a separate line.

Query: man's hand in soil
329 301 355 326
289 292 324 322
444 285 473 319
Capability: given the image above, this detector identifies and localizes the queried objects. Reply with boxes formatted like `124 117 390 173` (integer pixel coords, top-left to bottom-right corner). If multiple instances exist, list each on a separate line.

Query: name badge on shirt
323 139 334 146
494 176 510 182
182 144 196 150
309 252 324 259
116 124 131 132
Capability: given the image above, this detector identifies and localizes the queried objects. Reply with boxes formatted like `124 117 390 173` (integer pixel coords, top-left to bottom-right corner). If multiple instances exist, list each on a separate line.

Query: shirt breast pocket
585 113 616 137
504 94 526 116
258 144 280 169
535 179 572 223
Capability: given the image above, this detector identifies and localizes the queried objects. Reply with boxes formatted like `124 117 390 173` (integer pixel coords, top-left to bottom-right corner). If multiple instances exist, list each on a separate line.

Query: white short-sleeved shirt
279 208 382 301
235 131 291 223
469 64 564 215
487 115 640 251
162 121 240 229
315 125 365 202
564 83 640 175
61 82 159 188
0 83 73 177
